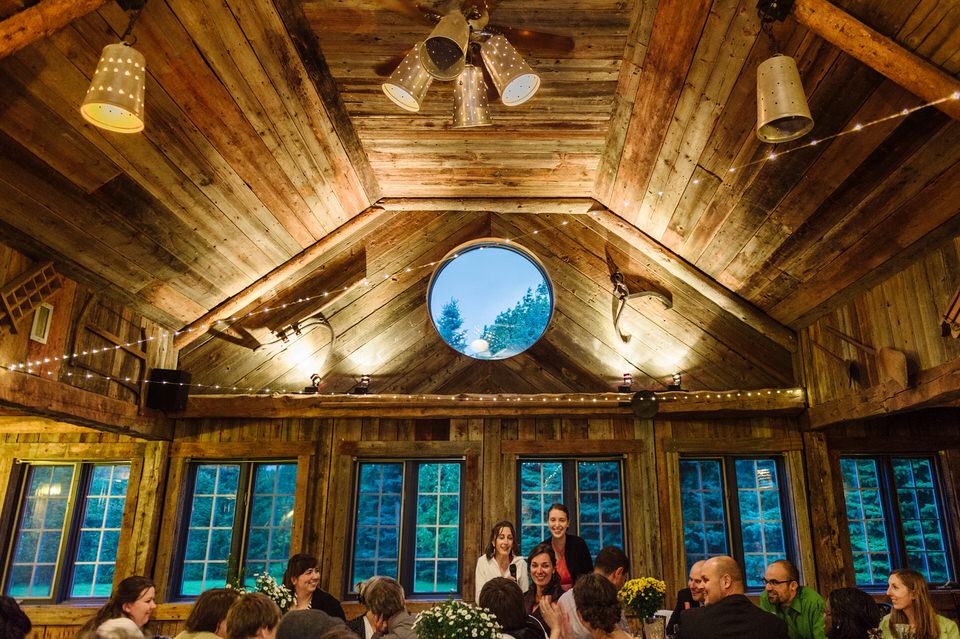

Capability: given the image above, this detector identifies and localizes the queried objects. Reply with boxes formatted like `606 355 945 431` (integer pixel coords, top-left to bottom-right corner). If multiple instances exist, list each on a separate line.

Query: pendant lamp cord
120 3 146 45
758 14 782 54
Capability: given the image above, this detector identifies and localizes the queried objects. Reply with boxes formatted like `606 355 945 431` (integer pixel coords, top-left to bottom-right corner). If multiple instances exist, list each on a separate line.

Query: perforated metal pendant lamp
453 65 492 128
480 35 540 106
382 43 433 112
80 43 146 133
422 12 469 81
756 54 814 143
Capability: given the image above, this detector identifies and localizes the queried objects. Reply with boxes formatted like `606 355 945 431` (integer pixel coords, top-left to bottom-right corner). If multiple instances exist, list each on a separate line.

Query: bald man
666 560 706 636
677 556 788 639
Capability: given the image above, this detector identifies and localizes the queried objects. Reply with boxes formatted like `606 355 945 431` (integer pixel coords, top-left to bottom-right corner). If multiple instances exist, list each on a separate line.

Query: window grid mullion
723 459 746 574
881 456 909 571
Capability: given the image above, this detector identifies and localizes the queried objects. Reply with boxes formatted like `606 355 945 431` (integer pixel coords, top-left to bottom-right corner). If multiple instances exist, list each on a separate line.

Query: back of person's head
82 576 156 632
226 592 280 639
593 546 629 577
713 556 743 594
484 521 521 560
318 628 360 639
0 595 32 639
826 588 882 639
573 573 622 633
357 576 405 619
479 577 526 631
276 609 344 639
283 553 319 591
768 559 800 583
185 587 241 633
888 569 938 639
95 618 145 639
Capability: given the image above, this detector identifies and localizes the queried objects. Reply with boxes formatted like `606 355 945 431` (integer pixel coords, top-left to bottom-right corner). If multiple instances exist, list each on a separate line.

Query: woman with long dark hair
880 569 959 639
476 521 529 597
79 576 157 634
523 542 564 634
540 503 592 592
282 553 345 620
824 587 882 639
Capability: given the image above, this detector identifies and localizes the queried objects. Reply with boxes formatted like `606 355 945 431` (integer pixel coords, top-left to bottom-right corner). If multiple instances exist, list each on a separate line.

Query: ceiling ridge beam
0 0 108 59
591 206 797 353
376 197 598 215
791 0 960 122
173 205 389 352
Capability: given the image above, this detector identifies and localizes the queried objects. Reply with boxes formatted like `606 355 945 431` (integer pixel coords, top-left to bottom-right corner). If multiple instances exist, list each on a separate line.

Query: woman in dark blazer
541 503 593 591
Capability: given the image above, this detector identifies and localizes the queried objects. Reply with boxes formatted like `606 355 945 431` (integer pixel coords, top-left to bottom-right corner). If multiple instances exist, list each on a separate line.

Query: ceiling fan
376 0 575 125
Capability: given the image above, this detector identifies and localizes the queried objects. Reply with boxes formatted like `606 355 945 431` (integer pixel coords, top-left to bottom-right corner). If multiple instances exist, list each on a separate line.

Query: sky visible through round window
429 242 553 360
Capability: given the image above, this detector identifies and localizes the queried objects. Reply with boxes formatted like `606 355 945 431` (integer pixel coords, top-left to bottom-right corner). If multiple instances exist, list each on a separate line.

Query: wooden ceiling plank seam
520 339 619 393
791 0 960 122
165 0 350 235
273 0 381 206
371 333 466 395
740 106 952 307
216 0 369 221
637 0 759 241
0 0 107 59
5 31 296 277
773 159 960 327
95 1 323 247
768 118 960 309
592 0 660 202
912 4 960 68
493 214 775 391
605 0 714 220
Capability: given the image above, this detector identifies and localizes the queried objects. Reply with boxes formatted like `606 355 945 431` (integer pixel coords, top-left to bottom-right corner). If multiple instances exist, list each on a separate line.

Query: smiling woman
428 239 554 360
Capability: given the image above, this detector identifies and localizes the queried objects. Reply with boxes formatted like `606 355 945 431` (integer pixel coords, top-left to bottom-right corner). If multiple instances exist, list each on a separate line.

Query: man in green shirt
759 560 826 639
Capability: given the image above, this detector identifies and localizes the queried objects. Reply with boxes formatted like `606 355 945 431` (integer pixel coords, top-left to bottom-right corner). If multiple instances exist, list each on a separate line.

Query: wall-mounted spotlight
303 373 322 394
667 373 682 391
618 373 633 394
352 374 370 395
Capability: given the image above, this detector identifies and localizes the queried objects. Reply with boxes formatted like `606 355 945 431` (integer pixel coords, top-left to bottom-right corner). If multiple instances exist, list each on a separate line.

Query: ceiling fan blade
376 51 411 77
379 0 439 25
488 24 575 54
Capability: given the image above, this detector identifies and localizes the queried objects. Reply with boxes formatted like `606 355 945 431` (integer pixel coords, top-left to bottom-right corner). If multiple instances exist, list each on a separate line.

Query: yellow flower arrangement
618 576 667 620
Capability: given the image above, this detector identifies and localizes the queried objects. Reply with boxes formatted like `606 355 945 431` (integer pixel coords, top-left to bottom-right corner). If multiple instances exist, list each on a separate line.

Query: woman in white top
476 521 529 598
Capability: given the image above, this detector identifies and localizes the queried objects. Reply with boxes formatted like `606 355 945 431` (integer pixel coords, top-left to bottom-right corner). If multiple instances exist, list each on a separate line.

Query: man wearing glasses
759 560 827 639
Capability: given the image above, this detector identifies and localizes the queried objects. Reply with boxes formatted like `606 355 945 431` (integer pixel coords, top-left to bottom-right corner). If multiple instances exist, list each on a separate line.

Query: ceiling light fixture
453 65 492 128
80 0 148 134
756 0 814 143
422 12 470 80
481 35 540 106
382 43 434 112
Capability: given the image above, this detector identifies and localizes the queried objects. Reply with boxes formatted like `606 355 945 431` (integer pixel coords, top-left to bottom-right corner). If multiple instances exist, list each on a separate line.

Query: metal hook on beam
611 271 673 343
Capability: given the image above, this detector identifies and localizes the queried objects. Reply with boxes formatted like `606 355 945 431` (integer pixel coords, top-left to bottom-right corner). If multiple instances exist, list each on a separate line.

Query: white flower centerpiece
246 572 295 613
414 599 502 639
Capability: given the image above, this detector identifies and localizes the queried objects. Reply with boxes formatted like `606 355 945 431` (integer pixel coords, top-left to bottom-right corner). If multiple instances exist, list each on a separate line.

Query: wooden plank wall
3 409 960 638
798 235 960 407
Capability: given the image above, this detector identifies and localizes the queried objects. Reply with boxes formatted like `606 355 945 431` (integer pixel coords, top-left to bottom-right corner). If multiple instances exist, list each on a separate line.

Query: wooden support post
801 430 854 593
792 0 960 122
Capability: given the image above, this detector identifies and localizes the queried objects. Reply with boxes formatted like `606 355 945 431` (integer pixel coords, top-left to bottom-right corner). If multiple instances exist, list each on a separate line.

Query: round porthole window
428 239 554 360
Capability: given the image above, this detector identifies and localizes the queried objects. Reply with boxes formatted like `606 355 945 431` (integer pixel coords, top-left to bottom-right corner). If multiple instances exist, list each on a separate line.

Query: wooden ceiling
0 0 958 394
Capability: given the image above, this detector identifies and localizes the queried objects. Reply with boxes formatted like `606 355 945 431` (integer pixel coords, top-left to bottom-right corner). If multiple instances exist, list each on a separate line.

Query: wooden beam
0 0 107 59
173 205 389 351
376 198 599 215
792 0 960 122
501 439 645 454
806 355 960 429
0 368 172 439
174 388 806 419
0 416 99 433
591 207 798 352
338 440 481 457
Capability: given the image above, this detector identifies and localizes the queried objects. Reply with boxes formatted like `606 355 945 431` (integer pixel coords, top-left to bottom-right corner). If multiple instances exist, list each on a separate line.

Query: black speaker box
146 368 192 411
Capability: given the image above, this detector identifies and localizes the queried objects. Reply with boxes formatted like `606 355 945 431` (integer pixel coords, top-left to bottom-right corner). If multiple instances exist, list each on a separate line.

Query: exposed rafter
0 0 108 59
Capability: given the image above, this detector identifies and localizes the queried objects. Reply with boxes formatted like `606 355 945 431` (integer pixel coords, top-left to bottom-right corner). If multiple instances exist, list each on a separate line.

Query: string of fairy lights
6 94 955 395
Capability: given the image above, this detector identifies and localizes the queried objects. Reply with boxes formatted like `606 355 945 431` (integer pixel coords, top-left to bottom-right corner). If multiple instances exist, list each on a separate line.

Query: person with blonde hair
880 569 959 639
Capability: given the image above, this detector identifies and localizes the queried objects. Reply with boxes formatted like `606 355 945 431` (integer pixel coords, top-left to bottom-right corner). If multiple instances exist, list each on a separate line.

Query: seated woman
344 576 416 639
541 504 592 592
175 587 242 639
880 569 959 639
569 573 630 639
476 521 529 597
479 577 548 639
283 554 346 620
79 576 158 635
523 542 564 635
824 587 882 639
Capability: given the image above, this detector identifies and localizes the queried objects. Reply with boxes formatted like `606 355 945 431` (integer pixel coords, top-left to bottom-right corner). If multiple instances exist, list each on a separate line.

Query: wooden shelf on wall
0 261 61 333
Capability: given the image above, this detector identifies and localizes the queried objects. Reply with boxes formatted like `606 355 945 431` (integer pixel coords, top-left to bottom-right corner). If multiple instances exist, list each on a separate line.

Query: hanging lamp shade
80 43 146 133
453 65 492 128
382 43 433 112
422 12 469 80
756 54 814 143
480 35 540 106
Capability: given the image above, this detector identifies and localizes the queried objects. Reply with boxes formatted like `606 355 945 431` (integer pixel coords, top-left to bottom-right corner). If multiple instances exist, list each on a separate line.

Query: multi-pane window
841 456 955 586
175 461 297 597
678 457 793 588
4 463 129 601
517 459 625 557
348 460 463 596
